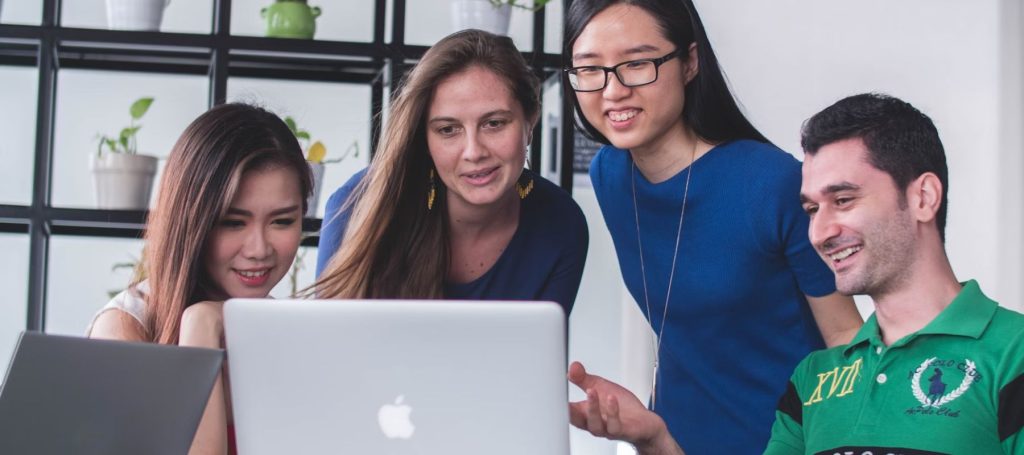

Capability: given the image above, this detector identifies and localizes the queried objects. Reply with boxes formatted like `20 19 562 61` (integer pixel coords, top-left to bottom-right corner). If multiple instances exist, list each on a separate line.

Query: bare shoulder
90 309 148 342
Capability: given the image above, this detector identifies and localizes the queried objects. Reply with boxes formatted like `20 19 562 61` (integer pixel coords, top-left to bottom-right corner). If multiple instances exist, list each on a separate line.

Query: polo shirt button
875 346 882 354
876 373 888 384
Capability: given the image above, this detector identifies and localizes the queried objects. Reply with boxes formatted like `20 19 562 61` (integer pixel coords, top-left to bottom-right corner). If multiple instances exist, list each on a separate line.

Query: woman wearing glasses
561 1 862 454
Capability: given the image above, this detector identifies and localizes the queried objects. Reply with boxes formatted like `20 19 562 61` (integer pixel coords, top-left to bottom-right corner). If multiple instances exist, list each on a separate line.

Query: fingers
568 361 603 391
604 394 622 436
568 400 587 430
567 361 587 386
585 389 606 436
569 388 625 440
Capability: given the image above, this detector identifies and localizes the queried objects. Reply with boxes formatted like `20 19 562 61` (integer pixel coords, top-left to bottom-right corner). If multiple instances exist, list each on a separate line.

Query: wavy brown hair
136 103 312 345
314 29 540 299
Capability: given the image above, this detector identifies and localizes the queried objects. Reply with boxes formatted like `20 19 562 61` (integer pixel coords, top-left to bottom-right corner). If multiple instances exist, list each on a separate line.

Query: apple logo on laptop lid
378 395 415 439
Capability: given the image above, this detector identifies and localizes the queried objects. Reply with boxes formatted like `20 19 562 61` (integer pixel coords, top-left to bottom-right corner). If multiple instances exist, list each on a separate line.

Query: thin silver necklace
631 144 696 411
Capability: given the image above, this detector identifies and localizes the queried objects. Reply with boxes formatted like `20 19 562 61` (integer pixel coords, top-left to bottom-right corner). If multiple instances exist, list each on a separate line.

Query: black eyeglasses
565 50 680 92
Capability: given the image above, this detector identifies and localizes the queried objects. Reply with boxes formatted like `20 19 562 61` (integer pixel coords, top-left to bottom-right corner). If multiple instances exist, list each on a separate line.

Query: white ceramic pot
90 153 159 210
306 161 325 217
105 0 170 31
451 0 511 36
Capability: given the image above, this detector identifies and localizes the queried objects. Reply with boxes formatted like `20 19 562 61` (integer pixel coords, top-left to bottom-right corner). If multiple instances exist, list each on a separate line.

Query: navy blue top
590 140 837 455
316 168 588 315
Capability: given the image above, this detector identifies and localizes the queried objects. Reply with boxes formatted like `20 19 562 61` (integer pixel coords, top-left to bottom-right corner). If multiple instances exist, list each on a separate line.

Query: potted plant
105 0 170 31
261 0 322 40
283 116 359 216
91 97 159 210
450 0 549 36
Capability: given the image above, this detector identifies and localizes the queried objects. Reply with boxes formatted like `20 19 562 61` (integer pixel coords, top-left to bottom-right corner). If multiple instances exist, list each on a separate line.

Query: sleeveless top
84 281 149 336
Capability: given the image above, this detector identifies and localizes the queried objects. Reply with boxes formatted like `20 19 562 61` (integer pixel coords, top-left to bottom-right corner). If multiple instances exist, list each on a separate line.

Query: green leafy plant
284 115 360 164
107 254 145 299
490 0 549 11
96 97 154 156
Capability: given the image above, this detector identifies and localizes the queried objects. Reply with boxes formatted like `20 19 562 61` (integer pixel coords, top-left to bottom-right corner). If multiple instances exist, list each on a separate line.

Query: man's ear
907 172 943 224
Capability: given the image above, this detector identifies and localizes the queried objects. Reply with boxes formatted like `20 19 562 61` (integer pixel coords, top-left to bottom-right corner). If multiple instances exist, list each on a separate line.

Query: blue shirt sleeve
750 152 836 298
315 169 367 277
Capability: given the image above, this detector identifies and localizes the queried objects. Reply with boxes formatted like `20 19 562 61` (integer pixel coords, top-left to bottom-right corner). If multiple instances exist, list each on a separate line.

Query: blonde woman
315 30 587 315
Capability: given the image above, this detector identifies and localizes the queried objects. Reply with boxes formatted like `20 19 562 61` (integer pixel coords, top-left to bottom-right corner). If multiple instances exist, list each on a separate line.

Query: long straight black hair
563 0 769 146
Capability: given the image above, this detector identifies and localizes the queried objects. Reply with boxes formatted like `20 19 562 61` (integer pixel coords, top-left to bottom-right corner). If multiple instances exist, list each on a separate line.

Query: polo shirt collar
843 280 996 355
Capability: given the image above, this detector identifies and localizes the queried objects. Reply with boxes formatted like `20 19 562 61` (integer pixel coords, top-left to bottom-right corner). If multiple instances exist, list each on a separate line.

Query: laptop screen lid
224 299 569 455
0 331 223 455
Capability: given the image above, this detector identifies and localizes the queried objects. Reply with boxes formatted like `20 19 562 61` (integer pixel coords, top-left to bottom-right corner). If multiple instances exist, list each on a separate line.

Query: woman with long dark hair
88 103 313 455
561 1 862 453
314 30 588 314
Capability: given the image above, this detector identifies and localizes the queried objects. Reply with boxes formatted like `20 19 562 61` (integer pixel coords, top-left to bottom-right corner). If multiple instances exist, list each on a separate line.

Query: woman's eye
437 125 459 136
273 217 297 227
220 219 244 228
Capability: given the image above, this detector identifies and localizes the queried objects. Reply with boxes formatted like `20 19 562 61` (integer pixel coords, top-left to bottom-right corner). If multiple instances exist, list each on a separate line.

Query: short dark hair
563 0 768 146
801 93 949 241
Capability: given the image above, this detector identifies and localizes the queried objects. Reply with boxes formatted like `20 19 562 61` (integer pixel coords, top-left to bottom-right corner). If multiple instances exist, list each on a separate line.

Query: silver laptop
224 299 569 455
0 331 223 455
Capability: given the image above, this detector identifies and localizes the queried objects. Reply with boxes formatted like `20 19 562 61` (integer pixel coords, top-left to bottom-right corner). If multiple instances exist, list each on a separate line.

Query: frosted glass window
52 70 208 209
543 0 562 55
269 245 317 298
0 0 42 25
0 66 37 206
405 0 536 51
46 236 144 337
230 0 373 42
60 0 213 34
537 72 563 185
0 234 29 371
227 77 372 218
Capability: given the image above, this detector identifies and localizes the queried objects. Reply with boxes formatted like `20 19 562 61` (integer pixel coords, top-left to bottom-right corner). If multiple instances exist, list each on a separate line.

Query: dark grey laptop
0 331 223 455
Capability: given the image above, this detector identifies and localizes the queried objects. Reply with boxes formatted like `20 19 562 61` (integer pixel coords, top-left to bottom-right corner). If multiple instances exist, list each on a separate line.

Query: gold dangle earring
516 147 533 200
516 173 534 200
427 168 437 210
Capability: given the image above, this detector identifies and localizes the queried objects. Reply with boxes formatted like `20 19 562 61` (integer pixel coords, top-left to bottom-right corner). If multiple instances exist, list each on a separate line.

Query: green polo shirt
765 280 1024 455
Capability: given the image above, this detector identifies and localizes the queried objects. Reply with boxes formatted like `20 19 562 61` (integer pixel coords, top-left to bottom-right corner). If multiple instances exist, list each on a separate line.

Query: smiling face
203 165 303 300
800 138 916 296
570 3 694 153
426 65 530 213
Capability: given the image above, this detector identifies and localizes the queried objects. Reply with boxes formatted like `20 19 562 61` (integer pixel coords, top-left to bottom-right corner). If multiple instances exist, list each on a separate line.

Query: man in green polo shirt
563 93 1024 455
765 93 1024 454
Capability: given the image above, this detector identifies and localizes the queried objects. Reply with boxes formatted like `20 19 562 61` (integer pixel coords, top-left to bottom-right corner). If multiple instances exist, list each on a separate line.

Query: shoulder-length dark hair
139 103 312 345
314 29 540 300
563 0 768 145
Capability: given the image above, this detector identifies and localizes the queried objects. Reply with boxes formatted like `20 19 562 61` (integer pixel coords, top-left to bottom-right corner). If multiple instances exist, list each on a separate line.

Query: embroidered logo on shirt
804 358 863 406
904 357 979 417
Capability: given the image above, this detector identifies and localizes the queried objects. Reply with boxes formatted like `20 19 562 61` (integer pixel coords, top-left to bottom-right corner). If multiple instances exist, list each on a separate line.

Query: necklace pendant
650 363 659 410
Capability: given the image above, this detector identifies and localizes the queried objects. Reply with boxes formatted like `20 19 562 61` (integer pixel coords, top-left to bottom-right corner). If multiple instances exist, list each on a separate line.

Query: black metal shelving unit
0 0 576 332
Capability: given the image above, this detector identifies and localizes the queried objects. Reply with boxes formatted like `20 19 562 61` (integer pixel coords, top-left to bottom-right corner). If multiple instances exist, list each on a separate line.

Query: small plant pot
105 0 169 31
451 0 512 36
262 1 321 39
306 161 325 216
90 153 159 210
